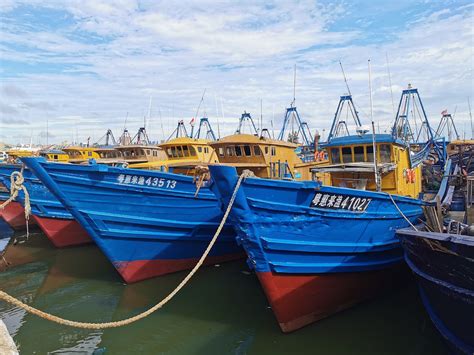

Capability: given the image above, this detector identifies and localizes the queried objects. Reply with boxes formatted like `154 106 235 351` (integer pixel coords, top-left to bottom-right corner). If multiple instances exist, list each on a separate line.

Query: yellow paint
129 137 217 175
63 147 100 163
39 151 69 162
326 142 421 198
210 134 329 180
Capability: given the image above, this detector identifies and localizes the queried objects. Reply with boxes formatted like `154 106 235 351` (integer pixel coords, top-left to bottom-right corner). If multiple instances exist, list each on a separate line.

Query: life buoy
405 169 416 183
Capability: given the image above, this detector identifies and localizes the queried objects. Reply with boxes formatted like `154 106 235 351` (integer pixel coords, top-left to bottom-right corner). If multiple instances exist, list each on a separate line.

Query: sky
0 0 473 145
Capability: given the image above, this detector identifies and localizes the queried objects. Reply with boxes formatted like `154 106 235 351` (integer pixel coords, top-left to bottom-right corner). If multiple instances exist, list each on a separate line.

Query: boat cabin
63 147 100 164
313 134 422 198
39 150 69 162
129 137 217 174
92 147 127 166
210 134 325 180
114 145 167 165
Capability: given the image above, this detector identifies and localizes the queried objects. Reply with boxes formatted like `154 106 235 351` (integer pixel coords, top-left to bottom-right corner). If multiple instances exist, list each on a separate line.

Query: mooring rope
0 168 31 239
0 170 251 329
386 192 419 231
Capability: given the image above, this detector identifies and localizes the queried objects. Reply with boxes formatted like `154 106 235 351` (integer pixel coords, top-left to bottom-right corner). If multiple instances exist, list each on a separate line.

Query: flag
441 109 448 116
190 117 196 126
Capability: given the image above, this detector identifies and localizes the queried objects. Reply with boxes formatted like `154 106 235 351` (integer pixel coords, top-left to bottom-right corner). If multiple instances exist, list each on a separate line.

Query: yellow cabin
129 137 217 174
93 147 126 166
63 147 100 164
114 145 167 165
39 150 69 162
447 139 474 156
210 134 327 180
312 134 422 198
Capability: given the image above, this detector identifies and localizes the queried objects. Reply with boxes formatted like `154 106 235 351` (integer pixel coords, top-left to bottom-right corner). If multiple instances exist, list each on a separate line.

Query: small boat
0 164 90 247
208 88 446 332
38 149 69 163
396 226 474 354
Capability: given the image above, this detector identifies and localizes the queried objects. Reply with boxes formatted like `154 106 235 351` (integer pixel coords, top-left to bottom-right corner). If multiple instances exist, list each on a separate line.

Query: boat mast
468 97 473 140
191 89 206 138
368 59 381 192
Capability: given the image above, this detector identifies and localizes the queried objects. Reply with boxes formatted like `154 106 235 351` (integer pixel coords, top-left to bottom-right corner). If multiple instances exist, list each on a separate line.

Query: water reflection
0 231 449 354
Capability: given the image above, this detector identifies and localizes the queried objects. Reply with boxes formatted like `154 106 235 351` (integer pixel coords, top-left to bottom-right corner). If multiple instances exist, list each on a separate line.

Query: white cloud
0 1 472 144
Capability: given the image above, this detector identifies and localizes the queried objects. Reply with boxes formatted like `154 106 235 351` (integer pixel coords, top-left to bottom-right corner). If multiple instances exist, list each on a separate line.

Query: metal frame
327 95 362 142
194 117 217 140
277 106 313 146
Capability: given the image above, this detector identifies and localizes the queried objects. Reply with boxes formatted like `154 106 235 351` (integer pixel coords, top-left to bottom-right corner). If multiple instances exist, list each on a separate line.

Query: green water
0 232 449 354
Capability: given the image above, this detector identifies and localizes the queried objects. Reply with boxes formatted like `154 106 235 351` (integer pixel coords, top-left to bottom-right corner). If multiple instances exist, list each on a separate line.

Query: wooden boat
208 88 446 332
397 225 474 354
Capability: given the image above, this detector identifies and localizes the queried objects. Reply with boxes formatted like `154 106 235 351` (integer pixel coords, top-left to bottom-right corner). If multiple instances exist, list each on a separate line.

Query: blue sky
0 0 473 144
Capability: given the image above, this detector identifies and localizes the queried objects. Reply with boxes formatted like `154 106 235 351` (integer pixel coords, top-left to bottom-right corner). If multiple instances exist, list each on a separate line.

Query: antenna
123 112 129 131
385 53 395 117
339 60 352 96
468 97 473 139
260 99 263 135
194 89 207 121
368 59 381 192
158 107 165 142
214 94 221 139
292 64 296 106
220 97 225 139
146 96 152 129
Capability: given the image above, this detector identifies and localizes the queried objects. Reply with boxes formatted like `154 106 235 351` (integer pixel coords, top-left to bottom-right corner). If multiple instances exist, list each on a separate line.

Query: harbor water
0 229 449 354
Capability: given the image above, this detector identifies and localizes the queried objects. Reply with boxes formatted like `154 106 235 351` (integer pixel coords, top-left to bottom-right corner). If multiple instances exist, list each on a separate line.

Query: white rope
386 192 419 231
0 170 252 329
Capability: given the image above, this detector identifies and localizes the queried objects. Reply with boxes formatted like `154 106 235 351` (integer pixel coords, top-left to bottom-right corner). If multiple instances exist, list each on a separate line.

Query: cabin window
265 147 269 154
253 146 261 156
353 146 364 162
379 144 391 163
177 147 184 158
235 146 243 156
366 146 374 162
198 147 202 153
243 145 252 156
218 147 224 157
226 146 234 156
54 155 58 160
140 149 145 156
182 146 190 157
167 148 173 157
271 147 276 156
153 150 157 157
330 148 340 163
145 149 150 155
88 152 92 157
342 147 352 163
204 147 209 153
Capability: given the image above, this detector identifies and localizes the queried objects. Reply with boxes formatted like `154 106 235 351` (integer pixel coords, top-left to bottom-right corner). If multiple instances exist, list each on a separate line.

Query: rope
0 168 31 239
386 192 419 231
0 170 252 329
193 165 210 197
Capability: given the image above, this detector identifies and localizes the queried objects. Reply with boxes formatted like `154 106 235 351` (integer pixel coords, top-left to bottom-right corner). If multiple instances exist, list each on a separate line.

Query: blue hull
209 165 426 331
22 158 241 283
0 164 73 221
397 228 474 354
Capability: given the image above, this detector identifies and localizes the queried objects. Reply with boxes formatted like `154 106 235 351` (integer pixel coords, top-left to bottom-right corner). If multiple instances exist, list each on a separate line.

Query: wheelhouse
39 150 69 162
63 147 100 163
129 137 217 175
115 145 166 165
314 134 422 198
210 134 325 180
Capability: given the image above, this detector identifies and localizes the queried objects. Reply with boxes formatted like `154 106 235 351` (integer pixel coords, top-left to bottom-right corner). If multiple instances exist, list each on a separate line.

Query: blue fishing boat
0 164 90 247
208 88 447 332
397 226 474 354
21 158 242 283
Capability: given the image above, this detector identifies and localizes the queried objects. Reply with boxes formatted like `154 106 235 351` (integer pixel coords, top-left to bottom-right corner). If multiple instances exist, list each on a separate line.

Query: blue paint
0 164 73 220
209 165 427 274
397 228 474 353
21 158 240 272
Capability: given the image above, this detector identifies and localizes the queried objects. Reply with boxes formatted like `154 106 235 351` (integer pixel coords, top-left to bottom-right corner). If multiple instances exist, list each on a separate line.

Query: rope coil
0 168 31 239
0 170 252 329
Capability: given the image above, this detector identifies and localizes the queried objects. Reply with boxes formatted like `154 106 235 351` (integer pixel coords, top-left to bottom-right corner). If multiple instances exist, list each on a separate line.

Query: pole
385 53 395 117
369 59 381 191
468 97 473 139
